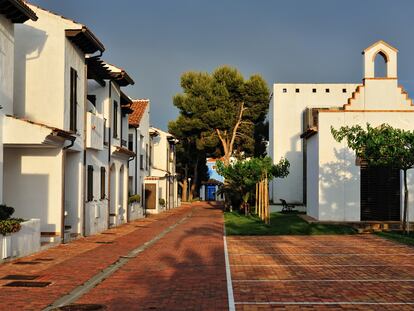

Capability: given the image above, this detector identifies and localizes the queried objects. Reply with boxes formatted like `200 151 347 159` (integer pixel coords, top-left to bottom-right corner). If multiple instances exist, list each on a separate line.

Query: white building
87 58 135 230
128 99 150 217
4 3 105 243
144 127 178 213
0 1 37 205
270 40 414 223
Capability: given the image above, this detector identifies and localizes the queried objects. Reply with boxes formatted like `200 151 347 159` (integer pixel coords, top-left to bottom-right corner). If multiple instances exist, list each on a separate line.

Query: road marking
230 264 414 267
223 234 235 311
43 209 193 311
229 253 414 256
233 279 414 282
235 302 414 305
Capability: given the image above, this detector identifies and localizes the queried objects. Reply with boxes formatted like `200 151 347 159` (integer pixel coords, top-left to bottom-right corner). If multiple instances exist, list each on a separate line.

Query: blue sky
30 0 414 130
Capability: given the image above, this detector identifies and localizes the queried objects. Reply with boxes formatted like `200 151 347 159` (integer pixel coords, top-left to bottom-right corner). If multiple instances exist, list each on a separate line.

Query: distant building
200 158 224 201
144 127 179 213
269 41 414 223
128 99 150 218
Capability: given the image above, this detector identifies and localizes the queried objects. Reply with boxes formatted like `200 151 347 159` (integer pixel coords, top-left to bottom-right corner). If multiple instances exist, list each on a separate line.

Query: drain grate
1 275 40 280
100 232 116 235
13 261 40 265
4 281 51 287
52 304 107 311
95 241 114 244
36 258 54 261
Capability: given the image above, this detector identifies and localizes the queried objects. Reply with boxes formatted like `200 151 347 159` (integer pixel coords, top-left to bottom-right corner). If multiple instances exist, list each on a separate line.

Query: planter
0 219 40 260
1 235 11 259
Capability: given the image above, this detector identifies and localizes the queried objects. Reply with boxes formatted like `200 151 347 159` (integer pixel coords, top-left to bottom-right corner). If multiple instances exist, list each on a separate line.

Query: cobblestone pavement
226 235 414 310
0 202 228 311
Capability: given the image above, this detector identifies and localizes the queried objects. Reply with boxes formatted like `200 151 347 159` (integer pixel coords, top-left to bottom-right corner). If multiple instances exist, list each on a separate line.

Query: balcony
86 112 104 150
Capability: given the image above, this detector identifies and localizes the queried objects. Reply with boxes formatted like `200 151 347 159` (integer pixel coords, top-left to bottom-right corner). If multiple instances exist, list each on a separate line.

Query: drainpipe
82 62 88 237
107 81 112 228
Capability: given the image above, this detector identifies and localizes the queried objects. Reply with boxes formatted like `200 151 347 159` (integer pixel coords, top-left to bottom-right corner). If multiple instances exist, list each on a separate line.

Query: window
295 88 299 93
342 88 347 93
145 144 149 170
103 118 107 145
140 155 144 170
70 68 78 132
113 101 118 138
149 144 152 166
87 165 94 202
282 88 287 93
87 95 96 107
120 114 123 143
312 88 317 93
325 88 330 93
128 134 133 151
100 167 106 199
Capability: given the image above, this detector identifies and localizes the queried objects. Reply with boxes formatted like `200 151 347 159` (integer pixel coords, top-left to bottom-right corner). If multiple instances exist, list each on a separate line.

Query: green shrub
0 205 15 221
128 194 141 204
159 198 166 206
0 219 21 235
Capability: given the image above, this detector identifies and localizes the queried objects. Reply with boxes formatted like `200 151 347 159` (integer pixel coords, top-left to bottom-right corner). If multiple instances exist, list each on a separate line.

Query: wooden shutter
360 166 400 221
87 165 94 202
100 167 106 199
70 68 78 132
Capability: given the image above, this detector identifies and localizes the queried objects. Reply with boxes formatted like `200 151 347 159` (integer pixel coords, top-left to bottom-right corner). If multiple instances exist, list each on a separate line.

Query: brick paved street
227 235 414 310
1 203 414 311
0 202 227 311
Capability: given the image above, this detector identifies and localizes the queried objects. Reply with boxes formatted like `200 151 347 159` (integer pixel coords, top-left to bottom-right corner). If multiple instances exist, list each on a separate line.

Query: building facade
270 41 414 223
128 99 150 218
144 127 178 213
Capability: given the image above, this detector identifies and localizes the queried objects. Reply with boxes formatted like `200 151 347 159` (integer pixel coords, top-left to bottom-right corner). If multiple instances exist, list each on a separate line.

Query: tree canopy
169 65 270 200
216 156 289 210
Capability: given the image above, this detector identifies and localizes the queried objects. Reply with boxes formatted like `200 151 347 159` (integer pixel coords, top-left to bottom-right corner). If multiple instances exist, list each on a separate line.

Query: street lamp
188 177 191 202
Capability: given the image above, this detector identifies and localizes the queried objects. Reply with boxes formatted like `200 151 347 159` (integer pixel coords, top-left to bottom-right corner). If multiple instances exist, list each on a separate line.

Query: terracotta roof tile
129 99 149 127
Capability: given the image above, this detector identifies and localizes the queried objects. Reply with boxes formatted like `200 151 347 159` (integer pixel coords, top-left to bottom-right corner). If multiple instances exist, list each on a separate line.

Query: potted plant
128 194 141 212
159 198 166 209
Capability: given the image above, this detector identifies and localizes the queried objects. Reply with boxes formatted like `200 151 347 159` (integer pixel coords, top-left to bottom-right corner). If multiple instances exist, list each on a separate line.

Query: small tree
331 123 414 233
216 157 289 216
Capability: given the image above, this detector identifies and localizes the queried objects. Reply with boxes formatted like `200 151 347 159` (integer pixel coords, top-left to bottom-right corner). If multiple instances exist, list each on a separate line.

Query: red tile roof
129 99 149 127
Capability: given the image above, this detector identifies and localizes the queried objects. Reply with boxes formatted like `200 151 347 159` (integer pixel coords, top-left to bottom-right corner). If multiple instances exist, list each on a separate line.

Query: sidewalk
0 202 228 310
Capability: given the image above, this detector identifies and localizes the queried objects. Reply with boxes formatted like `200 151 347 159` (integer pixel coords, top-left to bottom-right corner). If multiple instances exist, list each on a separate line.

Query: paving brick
228 235 414 311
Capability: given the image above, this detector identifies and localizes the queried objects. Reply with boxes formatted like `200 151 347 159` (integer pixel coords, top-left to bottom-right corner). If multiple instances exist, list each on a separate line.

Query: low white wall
128 202 144 221
85 201 108 236
1 219 40 260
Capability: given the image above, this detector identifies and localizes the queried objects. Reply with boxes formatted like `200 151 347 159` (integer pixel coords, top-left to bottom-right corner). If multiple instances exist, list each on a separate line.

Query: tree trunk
181 179 188 202
191 157 200 200
403 169 409 234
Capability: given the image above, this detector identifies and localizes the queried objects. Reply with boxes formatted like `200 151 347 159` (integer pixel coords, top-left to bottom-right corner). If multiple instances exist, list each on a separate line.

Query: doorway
145 183 156 210
360 166 400 221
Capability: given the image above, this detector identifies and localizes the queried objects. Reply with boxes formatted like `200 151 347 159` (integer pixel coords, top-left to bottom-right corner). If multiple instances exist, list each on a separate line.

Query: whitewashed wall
316 111 414 222
0 15 15 205
4 148 63 233
14 7 66 129
270 83 359 204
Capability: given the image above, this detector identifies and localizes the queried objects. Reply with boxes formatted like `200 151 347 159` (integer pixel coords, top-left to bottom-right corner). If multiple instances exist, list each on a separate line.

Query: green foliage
169 65 270 200
225 212 356 235
216 157 289 210
376 231 414 246
0 219 22 235
128 195 141 204
331 123 414 170
159 198 166 207
0 205 15 221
